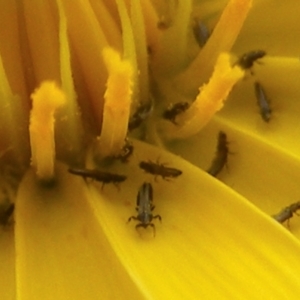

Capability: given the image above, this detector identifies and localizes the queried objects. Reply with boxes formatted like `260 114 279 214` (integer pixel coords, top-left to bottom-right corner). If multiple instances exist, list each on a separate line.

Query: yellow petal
15 163 144 300
86 140 300 298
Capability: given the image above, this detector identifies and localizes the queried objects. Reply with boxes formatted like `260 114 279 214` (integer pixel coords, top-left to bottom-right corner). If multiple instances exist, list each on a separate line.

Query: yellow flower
1 0 300 299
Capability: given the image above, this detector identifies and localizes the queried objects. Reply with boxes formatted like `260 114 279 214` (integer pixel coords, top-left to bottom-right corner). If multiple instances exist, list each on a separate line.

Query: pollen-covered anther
163 53 245 140
29 81 66 181
95 47 133 158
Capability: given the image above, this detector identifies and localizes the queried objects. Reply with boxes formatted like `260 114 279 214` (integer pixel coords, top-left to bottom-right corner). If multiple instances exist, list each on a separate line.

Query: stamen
162 53 244 139
95 47 133 158
176 0 252 95
29 81 65 181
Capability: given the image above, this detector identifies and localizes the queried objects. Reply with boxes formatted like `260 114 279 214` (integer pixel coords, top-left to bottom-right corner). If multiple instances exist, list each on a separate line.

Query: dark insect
207 131 229 177
128 182 161 236
0 203 15 226
254 81 272 122
272 201 300 226
193 20 210 47
128 101 152 131
112 139 134 163
162 102 190 125
68 168 127 188
236 50 266 70
139 160 182 180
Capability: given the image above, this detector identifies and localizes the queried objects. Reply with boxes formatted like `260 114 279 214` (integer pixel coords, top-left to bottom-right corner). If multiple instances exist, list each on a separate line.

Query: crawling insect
68 168 127 188
207 131 230 177
236 50 266 70
162 102 190 125
193 20 210 47
272 201 300 226
128 182 161 236
139 160 182 180
254 81 272 122
0 203 15 226
112 139 134 163
128 101 153 131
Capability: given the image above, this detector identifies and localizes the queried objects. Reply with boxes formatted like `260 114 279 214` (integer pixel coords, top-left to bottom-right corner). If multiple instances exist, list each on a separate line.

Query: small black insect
139 160 182 180
128 101 152 131
193 20 210 47
112 139 134 163
207 131 230 177
0 203 15 226
162 102 190 125
254 81 272 122
272 201 300 226
128 182 161 236
68 168 127 188
236 50 266 70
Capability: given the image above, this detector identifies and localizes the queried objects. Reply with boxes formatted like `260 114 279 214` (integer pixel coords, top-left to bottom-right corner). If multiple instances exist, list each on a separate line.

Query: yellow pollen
162 53 244 139
95 47 133 158
29 81 66 181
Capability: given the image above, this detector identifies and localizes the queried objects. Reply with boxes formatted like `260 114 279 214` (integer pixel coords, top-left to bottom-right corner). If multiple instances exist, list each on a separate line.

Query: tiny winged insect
272 201 300 227
0 203 15 226
139 160 182 180
207 131 230 177
128 182 161 236
236 50 266 70
193 20 210 47
128 101 153 131
162 102 190 125
68 168 127 189
254 81 272 122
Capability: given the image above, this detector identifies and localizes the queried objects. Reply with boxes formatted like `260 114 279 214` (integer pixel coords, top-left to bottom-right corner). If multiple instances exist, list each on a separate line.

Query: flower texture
0 0 300 299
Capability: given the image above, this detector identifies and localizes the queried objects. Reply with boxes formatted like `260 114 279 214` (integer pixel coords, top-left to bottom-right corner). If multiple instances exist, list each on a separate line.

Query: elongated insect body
128 101 153 131
68 168 127 188
0 203 15 226
128 182 161 236
139 160 182 180
237 50 266 70
254 81 272 122
193 20 210 47
207 131 229 177
272 201 300 225
162 102 190 125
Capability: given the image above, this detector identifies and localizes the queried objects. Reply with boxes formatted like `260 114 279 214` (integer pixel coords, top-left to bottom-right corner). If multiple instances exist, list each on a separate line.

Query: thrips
128 182 161 236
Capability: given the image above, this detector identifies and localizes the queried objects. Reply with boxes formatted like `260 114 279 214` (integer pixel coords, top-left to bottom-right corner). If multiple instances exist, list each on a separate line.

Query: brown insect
193 20 210 47
139 160 182 180
207 131 230 177
68 168 127 188
254 81 272 122
236 50 266 70
128 182 161 236
128 101 152 131
272 201 300 226
162 102 190 125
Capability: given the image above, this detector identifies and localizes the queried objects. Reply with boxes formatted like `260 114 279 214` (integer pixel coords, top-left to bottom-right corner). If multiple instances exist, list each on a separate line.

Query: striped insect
128 101 153 131
254 81 272 122
139 160 182 180
207 131 230 177
0 203 14 226
236 50 266 70
128 182 161 236
162 102 190 125
193 20 210 47
272 201 300 227
68 168 127 189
